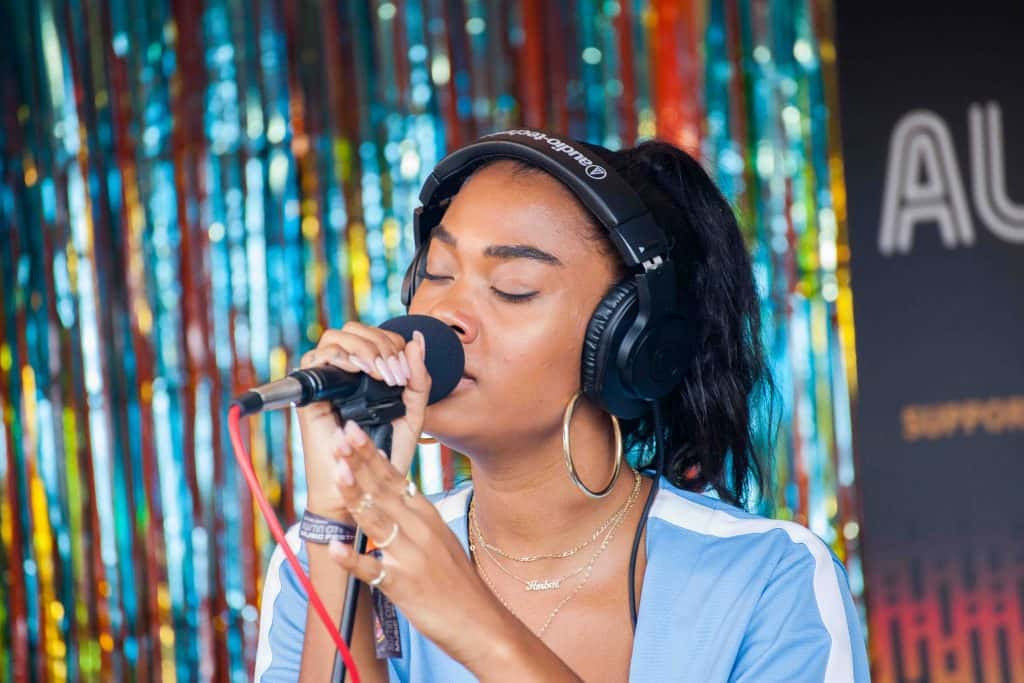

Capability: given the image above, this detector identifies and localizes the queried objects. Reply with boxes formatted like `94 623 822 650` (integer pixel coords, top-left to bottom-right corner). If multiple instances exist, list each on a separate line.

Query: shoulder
643 480 867 681
647 477 842 576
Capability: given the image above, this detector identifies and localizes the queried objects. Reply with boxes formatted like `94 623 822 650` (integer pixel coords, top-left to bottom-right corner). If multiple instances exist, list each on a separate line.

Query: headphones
401 129 696 420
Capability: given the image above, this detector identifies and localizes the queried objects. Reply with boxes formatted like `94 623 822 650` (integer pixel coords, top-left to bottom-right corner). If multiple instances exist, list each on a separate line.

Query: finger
346 492 401 548
405 330 431 396
337 322 407 358
328 542 392 589
301 343 364 375
344 462 436 527
294 355 345 422
324 325 409 386
332 468 421 563
314 331 391 382
337 422 433 536
311 333 381 376
389 331 432 472
333 422 397 513
296 346 371 424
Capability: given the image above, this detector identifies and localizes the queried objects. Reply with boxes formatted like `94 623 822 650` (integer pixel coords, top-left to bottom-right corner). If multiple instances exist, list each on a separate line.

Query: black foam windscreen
379 314 465 404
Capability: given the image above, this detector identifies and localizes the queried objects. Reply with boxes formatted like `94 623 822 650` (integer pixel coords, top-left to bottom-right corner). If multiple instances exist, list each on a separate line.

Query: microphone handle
233 366 375 416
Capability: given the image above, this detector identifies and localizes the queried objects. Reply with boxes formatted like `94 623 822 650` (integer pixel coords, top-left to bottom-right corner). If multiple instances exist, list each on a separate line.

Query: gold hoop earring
562 391 623 499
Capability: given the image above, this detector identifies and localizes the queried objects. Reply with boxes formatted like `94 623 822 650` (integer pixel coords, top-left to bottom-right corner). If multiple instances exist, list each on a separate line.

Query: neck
466 400 641 555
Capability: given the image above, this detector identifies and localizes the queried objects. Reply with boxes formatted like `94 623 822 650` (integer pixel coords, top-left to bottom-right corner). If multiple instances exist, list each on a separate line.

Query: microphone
232 315 465 418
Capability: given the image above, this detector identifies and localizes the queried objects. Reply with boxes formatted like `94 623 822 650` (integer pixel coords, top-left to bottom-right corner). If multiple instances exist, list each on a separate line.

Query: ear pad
581 281 649 419
621 314 694 400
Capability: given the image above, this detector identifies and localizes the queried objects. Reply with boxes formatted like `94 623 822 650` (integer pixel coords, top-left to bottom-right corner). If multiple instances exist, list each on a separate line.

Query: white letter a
879 111 974 255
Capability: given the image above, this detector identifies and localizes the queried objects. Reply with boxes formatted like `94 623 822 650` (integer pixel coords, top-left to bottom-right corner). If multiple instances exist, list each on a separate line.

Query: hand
296 321 429 520
326 421 503 669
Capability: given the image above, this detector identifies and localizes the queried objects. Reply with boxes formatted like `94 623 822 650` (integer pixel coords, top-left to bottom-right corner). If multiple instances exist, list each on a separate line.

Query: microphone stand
329 392 405 683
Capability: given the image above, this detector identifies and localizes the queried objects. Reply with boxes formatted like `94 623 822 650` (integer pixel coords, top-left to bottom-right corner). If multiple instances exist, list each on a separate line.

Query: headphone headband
415 130 671 269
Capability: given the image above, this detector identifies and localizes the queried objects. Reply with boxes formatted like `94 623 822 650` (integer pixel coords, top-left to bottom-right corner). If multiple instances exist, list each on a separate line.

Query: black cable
628 401 665 630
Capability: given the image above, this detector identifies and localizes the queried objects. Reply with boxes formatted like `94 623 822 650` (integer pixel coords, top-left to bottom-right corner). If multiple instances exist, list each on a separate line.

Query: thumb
390 330 431 473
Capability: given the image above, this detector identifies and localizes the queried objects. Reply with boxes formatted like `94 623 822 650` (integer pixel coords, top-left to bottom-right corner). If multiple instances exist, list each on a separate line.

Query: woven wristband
299 510 356 545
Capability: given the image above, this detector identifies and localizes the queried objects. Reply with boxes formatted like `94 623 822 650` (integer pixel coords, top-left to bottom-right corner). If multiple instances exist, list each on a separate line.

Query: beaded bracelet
299 509 357 545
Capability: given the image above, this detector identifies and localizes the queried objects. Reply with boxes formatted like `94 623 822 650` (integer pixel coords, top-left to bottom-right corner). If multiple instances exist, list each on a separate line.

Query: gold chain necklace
471 471 641 591
471 477 638 637
469 468 640 563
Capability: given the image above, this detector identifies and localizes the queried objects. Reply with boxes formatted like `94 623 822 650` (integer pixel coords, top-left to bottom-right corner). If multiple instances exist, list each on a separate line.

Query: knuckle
351 337 375 354
383 330 406 348
365 477 387 497
316 330 338 346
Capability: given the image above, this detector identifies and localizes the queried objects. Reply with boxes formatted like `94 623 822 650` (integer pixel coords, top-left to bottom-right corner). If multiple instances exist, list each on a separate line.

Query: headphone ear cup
581 281 648 419
401 245 428 309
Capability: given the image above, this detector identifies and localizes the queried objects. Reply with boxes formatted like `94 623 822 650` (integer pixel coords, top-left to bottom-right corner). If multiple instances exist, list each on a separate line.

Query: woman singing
255 132 870 682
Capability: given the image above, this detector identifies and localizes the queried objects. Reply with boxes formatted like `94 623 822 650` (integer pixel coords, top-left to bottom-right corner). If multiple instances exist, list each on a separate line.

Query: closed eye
423 271 537 303
491 288 538 303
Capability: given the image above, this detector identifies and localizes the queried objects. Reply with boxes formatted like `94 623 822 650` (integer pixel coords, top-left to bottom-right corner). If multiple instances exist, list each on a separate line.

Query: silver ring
369 567 387 588
401 480 418 501
353 493 374 515
375 522 400 550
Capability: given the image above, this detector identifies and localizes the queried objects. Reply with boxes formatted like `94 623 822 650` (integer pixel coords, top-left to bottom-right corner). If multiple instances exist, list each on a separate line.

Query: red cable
228 404 361 683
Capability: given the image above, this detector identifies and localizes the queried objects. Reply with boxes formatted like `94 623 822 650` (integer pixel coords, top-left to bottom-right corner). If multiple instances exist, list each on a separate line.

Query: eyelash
421 271 538 304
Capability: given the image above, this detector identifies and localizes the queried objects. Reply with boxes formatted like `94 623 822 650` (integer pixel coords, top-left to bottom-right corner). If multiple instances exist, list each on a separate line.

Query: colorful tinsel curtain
0 0 860 679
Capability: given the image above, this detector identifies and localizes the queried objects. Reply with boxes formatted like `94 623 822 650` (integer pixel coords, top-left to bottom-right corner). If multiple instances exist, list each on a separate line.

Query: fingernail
345 420 368 445
387 356 406 385
398 351 412 379
349 355 374 375
413 330 426 356
335 459 354 486
375 357 396 385
336 427 352 456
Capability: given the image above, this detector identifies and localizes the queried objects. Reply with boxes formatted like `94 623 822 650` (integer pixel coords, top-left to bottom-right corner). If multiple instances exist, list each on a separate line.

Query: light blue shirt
255 478 870 681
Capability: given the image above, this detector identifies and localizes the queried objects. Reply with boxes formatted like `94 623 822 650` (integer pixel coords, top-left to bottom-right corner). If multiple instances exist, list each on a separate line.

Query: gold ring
400 479 418 502
369 567 387 588
353 493 375 515
375 522 400 549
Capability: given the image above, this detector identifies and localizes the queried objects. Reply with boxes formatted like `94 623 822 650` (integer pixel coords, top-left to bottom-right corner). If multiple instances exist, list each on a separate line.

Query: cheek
491 298 593 387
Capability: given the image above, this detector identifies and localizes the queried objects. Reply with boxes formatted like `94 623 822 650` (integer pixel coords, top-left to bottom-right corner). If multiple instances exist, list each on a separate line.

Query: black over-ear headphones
401 129 696 419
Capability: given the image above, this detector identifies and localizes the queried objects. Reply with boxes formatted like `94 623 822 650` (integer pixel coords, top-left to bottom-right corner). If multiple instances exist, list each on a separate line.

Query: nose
427 303 479 346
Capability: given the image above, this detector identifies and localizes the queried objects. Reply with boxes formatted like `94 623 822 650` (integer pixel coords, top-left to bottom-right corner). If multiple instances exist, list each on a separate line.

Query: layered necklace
469 468 641 637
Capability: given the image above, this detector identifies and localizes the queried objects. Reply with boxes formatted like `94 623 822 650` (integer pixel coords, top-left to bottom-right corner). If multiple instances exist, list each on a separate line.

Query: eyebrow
432 224 564 266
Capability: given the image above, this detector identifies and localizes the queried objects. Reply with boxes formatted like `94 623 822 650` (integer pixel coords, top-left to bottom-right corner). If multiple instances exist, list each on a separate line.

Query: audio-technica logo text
491 130 608 179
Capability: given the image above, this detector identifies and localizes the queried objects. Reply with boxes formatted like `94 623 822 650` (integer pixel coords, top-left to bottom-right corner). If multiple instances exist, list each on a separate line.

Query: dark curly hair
456 140 777 510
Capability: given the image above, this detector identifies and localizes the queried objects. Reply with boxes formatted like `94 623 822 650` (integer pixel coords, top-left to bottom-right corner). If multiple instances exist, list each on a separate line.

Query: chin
422 390 486 453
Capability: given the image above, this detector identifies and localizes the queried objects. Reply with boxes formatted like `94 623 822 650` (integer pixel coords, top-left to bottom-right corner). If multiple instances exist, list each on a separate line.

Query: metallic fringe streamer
0 0 861 679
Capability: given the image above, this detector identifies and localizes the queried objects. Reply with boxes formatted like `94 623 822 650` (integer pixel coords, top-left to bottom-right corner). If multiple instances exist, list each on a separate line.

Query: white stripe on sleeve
254 524 303 682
